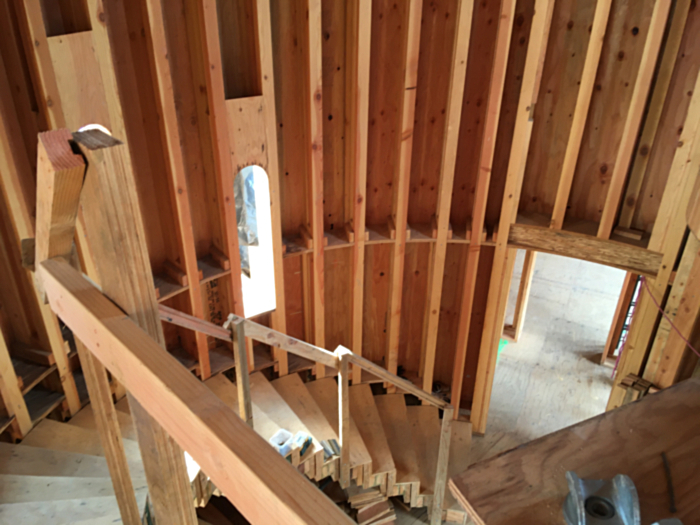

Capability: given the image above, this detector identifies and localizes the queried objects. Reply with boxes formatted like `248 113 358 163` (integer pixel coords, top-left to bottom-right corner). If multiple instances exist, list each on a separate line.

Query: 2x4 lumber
420 0 474 394
337 347 352 488
449 0 517 418
598 0 672 239
471 0 555 435
607 71 700 411
75 340 142 525
159 304 232 342
0 330 32 436
507 224 663 277
141 0 211 378
550 0 613 230
307 0 326 377
40 259 352 525
619 0 692 229
506 250 537 342
227 317 253 428
346 0 372 384
72 129 197 525
644 235 700 387
430 407 454 525
385 0 423 378
255 0 289 375
601 272 638 365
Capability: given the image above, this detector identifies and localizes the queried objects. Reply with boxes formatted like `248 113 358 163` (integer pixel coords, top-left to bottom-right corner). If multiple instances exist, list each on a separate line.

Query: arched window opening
235 166 276 318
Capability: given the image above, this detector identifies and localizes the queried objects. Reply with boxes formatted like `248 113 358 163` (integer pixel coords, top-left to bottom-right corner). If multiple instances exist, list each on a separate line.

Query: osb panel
567 0 656 223
408 0 459 226
322 0 348 232
399 242 431 373
363 243 392 365
365 0 408 227
520 0 596 218
284 255 306 340
451 0 507 228
631 5 700 233
325 247 353 351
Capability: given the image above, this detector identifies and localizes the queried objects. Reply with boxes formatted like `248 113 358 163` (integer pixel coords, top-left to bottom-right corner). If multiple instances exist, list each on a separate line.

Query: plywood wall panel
325 247 353 351
365 0 408 227
520 0 595 219
322 0 348 232
451 0 502 228
362 243 392 364
284 255 306 340
486 0 535 228
632 5 700 233
271 0 310 236
567 0 656 223
408 0 459 226
399 242 431 373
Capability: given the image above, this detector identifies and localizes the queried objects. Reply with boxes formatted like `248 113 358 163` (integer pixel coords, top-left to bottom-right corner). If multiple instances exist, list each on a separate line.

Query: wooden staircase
205 371 472 524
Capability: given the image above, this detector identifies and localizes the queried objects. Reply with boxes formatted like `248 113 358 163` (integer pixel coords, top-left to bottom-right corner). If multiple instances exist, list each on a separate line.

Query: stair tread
12 357 55 394
0 474 148 503
68 404 137 441
115 396 131 414
349 384 395 476
0 443 111 478
271 373 338 442
406 405 440 495
373 395 420 485
305 378 372 470
0 491 147 525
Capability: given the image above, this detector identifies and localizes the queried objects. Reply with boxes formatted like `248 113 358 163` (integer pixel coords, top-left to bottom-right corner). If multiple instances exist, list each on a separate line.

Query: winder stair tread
0 442 112 478
67 403 137 441
0 474 148 503
373 394 421 487
406 405 440 500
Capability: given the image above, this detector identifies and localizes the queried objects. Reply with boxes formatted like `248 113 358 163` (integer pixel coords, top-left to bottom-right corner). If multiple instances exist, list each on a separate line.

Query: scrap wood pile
348 485 396 525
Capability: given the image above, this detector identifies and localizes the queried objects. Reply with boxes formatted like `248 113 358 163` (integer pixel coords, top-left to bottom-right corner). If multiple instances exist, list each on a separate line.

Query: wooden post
225 315 253 428
0 329 32 436
504 250 537 342
601 272 638 365
76 341 142 525
431 406 454 525
337 346 352 488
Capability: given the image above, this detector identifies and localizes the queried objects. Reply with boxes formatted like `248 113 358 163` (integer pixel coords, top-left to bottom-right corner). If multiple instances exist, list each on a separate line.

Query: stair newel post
336 346 352 488
431 406 454 525
226 315 253 429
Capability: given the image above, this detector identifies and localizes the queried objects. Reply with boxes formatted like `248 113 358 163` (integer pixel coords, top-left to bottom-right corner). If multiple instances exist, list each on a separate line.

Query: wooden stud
619 0 692 229
598 0 672 239
601 272 638 365
471 0 555 434
420 0 474 394
337 346 352 488
505 250 537 342
607 71 700 411
430 407 454 525
75 341 142 525
385 0 423 379
550 0 612 230
226 316 253 428
346 0 372 384
141 0 211 378
0 329 32 436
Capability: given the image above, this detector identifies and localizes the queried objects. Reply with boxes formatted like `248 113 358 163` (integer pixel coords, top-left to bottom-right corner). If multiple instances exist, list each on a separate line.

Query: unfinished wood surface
68 404 137 442
504 250 536 342
550 0 612 229
0 329 31 436
508 223 663 277
0 442 113 478
374 394 420 490
598 0 672 238
230 319 252 428
40 258 352 524
450 379 700 525
471 0 555 435
601 272 637 364
406 405 439 498
338 347 351 487
430 407 453 525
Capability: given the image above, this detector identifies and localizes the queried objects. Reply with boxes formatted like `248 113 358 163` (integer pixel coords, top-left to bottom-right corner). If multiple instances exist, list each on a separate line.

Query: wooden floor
469 251 626 465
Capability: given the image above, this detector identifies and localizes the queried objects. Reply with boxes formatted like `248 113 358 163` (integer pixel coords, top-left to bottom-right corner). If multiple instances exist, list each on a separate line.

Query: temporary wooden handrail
41 258 353 525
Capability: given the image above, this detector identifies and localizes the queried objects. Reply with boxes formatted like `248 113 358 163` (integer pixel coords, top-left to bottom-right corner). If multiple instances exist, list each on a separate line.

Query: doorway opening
234 165 276 318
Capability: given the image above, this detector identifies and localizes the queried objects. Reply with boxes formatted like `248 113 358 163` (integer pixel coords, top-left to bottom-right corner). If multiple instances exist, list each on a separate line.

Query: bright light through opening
235 166 277 318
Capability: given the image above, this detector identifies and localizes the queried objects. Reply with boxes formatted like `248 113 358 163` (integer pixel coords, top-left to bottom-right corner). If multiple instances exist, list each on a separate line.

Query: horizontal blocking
508 224 663 277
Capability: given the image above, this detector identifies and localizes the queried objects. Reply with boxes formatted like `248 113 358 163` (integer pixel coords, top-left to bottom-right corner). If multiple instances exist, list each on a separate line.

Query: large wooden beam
607 71 700 411
346 0 371 384
550 0 612 229
507 224 663 277
420 0 474 393
40 258 352 525
471 0 555 434
598 0 672 239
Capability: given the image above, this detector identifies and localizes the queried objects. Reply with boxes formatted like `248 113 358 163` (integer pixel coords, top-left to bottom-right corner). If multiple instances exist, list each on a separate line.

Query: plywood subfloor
469 251 625 464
